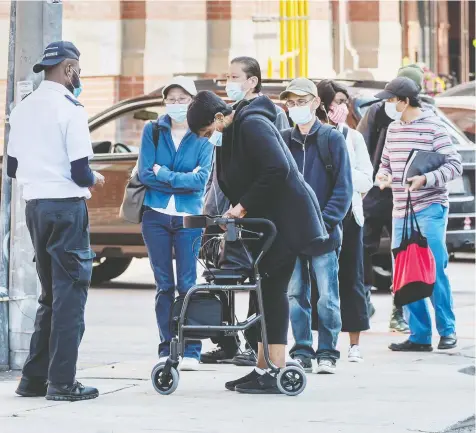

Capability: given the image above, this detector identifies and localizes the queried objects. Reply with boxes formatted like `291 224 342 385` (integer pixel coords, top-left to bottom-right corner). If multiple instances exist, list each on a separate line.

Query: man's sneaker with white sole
317 358 336 374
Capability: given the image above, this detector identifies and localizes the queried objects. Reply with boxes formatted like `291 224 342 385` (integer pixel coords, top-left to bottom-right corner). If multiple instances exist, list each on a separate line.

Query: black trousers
339 214 370 332
22 198 94 385
212 258 295 349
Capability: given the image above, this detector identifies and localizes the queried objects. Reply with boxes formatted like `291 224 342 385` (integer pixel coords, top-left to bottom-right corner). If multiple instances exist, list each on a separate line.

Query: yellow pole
304 0 309 76
287 0 296 78
298 0 305 76
279 0 286 78
267 57 273 78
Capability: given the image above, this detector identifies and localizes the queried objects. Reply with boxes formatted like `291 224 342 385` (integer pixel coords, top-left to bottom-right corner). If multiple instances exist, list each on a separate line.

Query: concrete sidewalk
0 259 474 433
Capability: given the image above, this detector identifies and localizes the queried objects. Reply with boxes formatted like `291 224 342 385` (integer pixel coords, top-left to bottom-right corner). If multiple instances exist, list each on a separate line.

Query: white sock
254 367 266 375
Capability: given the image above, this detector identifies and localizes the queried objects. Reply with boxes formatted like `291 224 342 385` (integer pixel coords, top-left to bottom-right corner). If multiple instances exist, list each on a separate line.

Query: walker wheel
151 362 179 395
277 366 307 396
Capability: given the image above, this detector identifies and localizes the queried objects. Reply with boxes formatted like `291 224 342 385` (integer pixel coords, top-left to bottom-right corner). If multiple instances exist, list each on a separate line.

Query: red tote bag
392 193 436 307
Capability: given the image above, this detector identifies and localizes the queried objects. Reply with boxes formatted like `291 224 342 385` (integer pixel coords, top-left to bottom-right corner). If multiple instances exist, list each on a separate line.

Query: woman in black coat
187 91 328 394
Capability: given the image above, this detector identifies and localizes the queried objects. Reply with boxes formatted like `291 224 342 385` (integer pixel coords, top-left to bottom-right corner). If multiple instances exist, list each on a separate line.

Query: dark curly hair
187 91 233 135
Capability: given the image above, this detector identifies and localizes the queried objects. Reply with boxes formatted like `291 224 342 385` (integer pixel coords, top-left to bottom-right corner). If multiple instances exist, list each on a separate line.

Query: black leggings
256 259 296 345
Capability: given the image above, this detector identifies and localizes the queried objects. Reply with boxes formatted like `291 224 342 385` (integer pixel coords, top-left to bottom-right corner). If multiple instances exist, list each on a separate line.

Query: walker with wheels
150 215 307 397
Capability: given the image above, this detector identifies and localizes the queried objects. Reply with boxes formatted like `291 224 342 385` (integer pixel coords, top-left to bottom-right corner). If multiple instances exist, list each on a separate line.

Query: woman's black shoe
225 370 260 391
235 372 281 395
388 339 433 352
46 381 99 402
15 376 48 397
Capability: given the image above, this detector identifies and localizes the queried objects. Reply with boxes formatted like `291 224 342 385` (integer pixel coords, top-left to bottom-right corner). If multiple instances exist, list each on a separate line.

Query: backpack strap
342 126 349 140
315 124 336 184
152 121 159 149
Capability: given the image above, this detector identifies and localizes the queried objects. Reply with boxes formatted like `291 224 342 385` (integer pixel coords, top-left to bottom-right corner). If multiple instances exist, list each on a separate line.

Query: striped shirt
378 110 463 219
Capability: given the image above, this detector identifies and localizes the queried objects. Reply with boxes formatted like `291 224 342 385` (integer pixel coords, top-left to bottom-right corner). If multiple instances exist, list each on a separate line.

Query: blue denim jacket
138 115 213 215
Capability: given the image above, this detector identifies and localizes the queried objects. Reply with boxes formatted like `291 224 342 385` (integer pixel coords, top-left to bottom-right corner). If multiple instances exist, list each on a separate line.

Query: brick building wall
0 0 412 151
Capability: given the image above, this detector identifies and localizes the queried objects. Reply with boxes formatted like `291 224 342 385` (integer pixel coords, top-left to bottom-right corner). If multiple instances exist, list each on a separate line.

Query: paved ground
0 257 475 433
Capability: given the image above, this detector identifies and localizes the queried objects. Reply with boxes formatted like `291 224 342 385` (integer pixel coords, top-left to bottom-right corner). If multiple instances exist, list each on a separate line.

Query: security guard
8 41 104 402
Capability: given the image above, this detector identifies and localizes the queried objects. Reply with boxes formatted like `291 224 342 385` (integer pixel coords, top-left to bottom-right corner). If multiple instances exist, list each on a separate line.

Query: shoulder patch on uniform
64 94 83 107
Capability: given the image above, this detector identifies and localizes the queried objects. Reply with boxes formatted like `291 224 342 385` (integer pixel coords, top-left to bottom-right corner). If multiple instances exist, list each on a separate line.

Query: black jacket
216 96 329 274
357 101 393 218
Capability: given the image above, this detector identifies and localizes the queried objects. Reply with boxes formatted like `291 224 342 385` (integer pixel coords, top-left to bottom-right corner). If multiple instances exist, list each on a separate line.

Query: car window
90 105 164 154
439 82 476 97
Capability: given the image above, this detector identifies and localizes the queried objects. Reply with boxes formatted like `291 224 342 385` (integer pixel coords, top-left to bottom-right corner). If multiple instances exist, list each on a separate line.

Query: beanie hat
397 64 424 89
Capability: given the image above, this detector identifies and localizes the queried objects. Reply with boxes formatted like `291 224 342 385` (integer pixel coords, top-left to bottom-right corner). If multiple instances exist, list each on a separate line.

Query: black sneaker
15 376 47 397
232 348 257 367
235 372 281 395
292 355 313 373
200 347 236 364
225 370 260 391
46 381 99 402
389 339 433 352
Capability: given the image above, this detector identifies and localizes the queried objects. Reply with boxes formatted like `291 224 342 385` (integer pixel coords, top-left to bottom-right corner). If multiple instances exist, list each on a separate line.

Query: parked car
438 81 476 98
435 96 475 143
84 78 475 284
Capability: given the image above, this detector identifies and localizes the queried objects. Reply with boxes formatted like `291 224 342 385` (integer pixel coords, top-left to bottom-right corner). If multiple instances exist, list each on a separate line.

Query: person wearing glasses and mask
187 90 328 394
138 76 213 371
200 57 290 367
280 78 352 375
316 79 373 363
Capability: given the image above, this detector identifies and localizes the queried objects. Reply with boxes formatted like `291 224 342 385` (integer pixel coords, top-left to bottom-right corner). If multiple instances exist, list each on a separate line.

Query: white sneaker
348 345 364 363
317 359 336 374
180 357 200 371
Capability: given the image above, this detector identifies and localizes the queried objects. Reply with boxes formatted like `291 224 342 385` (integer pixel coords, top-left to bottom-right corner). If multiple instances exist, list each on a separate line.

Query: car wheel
91 257 133 285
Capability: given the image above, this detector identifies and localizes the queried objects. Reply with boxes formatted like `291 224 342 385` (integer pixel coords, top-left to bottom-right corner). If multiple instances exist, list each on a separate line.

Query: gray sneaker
317 358 336 374
389 305 410 333
292 355 313 373
232 348 257 367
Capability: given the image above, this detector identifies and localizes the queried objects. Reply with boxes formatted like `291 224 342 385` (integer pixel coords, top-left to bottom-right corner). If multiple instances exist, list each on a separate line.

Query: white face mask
385 101 404 121
289 106 313 125
226 81 247 102
166 104 188 123
208 130 223 147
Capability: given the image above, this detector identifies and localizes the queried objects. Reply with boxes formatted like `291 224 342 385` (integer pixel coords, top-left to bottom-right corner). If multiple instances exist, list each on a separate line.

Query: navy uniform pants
22 198 95 385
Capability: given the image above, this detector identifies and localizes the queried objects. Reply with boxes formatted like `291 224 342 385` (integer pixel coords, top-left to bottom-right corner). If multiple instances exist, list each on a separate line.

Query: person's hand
221 204 247 230
406 175 427 192
193 166 201 174
153 164 161 176
93 171 105 186
376 172 392 190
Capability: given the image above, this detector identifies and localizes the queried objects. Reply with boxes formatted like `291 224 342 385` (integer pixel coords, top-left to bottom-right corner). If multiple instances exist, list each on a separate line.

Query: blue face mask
166 104 188 123
208 130 223 147
226 81 247 102
73 84 83 98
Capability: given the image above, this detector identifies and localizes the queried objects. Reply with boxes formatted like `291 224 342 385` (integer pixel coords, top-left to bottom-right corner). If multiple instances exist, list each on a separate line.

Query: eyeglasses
285 97 314 108
165 97 191 104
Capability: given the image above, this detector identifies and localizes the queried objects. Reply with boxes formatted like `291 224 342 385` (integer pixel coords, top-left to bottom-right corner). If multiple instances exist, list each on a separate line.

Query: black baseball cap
375 76 420 100
33 41 80 73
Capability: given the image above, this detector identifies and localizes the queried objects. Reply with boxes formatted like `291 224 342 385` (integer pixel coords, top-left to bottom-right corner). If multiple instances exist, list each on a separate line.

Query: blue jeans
142 210 202 360
288 251 342 361
392 204 455 345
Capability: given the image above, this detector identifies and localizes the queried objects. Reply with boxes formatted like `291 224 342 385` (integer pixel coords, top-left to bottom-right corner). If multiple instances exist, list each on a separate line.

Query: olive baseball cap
375 77 420 100
280 78 317 99
397 64 424 88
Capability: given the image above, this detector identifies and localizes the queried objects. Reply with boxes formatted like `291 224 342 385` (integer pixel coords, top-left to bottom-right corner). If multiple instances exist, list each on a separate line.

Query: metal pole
287 0 296 78
7 0 62 371
279 0 286 79
0 0 17 372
